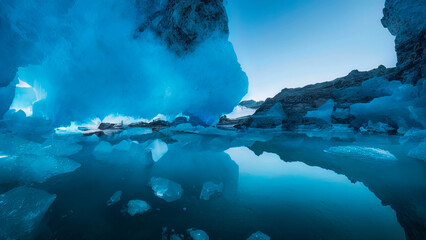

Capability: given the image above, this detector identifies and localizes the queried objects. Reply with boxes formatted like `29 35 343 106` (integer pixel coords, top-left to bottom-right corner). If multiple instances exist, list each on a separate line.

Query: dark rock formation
239 0 426 132
134 0 229 55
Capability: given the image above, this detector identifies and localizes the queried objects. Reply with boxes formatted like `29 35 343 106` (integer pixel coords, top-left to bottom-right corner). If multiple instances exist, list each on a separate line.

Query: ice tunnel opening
9 78 45 117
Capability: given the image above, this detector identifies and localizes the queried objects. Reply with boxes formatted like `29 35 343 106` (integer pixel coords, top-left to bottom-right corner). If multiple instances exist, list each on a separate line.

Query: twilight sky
226 0 397 100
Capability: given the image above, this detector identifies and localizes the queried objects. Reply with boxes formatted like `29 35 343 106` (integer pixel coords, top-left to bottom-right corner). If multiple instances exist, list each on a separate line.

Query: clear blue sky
226 0 396 100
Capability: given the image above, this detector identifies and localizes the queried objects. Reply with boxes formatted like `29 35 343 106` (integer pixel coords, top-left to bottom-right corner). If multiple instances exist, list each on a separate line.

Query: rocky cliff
231 0 426 133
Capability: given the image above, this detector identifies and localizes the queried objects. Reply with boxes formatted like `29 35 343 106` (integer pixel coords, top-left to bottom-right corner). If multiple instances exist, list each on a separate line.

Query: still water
0 130 425 240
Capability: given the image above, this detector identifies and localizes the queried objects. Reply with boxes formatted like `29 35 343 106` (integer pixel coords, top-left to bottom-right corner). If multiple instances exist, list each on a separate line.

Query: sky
226 0 397 100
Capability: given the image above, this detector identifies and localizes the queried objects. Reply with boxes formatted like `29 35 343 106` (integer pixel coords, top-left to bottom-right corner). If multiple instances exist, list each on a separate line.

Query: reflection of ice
324 146 397 161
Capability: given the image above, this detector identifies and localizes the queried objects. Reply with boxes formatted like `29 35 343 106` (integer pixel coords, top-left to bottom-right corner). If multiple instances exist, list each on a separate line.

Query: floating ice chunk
83 134 99 143
247 231 271 240
0 155 81 183
107 190 123 206
127 200 151 216
170 234 183 240
0 186 56 240
146 139 168 162
113 140 131 151
150 177 183 202
200 182 223 200
324 146 397 161
400 128 426 144
187 228 209 240
94 141 113 154
408 141 426 162
41 138 83 156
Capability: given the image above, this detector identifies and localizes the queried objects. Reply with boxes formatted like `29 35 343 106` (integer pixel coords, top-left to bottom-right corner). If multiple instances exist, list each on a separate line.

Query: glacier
0 0 248 126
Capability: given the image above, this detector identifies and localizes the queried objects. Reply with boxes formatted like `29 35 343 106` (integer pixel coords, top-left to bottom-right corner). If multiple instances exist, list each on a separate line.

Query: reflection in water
0 132 423 239
226 147 405 240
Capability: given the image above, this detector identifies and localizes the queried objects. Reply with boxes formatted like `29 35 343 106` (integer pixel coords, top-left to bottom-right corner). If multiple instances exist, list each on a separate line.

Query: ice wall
0 0 248 125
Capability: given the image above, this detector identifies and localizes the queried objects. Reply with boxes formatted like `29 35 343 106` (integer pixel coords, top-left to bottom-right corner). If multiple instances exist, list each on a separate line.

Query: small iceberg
187 228 209 240
146 139 168 162
150 177 183 202
247 231 271 240
127 200 151 216
0 186 56 240
324 146 397 161
107 190 122 206
200 181 223 200
93 141 113 154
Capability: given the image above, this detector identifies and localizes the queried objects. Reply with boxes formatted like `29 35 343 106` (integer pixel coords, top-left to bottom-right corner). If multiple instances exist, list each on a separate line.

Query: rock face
381 0 426 84
239 0 426 132
135 0 229 55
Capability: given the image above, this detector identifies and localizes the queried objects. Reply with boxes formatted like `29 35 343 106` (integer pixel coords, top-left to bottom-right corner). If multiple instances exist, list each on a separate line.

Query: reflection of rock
250 135 426 240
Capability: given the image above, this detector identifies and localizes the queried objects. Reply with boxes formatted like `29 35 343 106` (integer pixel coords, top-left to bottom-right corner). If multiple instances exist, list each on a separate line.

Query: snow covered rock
127 200 151 216
0 186 56 239
150 177 183 202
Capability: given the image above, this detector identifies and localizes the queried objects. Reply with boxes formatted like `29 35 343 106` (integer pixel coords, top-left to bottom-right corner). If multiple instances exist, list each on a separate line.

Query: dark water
1 131 425 240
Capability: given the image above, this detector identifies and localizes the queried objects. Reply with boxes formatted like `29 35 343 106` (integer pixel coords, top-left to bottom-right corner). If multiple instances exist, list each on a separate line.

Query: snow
324 146 397 161
247 231 271 240
150 177 183 202
225 105 256 119
127 200 151 216
0 186 56 240
200 181 223 200
107 190 122 206
146 139 168 162
187 228 209 240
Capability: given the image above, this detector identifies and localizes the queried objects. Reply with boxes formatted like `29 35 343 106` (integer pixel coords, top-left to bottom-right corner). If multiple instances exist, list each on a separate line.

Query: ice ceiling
0 0 248 125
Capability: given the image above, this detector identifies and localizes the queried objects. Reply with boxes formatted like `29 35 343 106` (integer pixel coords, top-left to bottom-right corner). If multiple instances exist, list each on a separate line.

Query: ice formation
93 141 114 155
200 181 223 200
247 231 271 240
150 177 183 202
107 190 123 206
408 141 426 162
305 99 334 123
187 228 209 240
127 200 151 216
146 139 168 162
0 186 56 240
324 146 397 161
0 0 248 125
113 140 132 152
